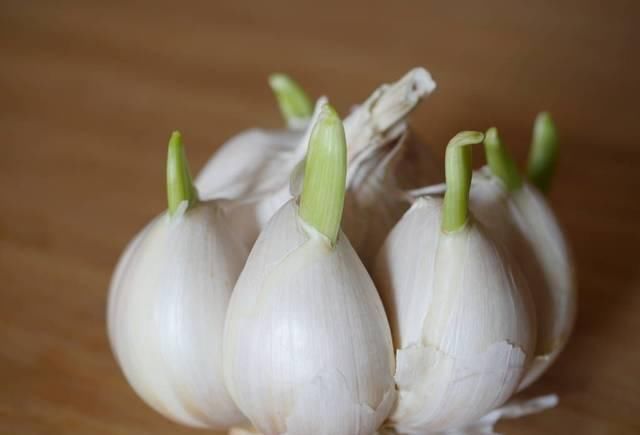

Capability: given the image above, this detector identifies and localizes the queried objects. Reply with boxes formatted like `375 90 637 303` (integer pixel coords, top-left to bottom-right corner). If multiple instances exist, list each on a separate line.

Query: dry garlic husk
218 68 437 259
107 132 247 429
374 132 536 434
341 67 438 266
470 118 576 389
195 74 315 201
223 105 396 435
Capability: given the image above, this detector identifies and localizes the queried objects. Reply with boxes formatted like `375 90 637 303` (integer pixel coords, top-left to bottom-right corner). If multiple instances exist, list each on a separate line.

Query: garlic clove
223 106 396 435
224 200 396 435
403 121 575 391
108 132 248 429
473 122 575 389
374 132 536 433
470 175 576 385
509 183 576 388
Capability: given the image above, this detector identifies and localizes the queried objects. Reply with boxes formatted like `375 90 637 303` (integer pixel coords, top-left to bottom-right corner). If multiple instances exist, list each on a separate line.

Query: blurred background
1 1 639 434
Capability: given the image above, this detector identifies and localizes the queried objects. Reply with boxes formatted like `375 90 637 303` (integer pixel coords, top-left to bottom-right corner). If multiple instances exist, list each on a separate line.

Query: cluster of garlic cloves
108 68 574 435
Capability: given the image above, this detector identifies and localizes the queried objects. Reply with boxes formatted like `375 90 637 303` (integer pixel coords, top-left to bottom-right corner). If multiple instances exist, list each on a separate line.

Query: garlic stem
527 112 558 194
442 131 484 233
484 127 523 192
269 73 313 128
166 131 198 216
299 104 347 246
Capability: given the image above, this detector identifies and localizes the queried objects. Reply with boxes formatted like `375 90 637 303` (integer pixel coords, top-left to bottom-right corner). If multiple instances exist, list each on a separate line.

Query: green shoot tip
483 127 523 192
167 130 198 216
442 131 484 233
527 112 558 194
269 73 313 128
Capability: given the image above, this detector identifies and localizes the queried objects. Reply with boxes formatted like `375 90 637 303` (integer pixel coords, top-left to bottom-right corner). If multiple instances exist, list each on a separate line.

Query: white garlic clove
224 106 396 435
470 121 575 389
376 198 536 433
223 201 396 435
108 133 249 429
374 132 536 433
507 184 576 389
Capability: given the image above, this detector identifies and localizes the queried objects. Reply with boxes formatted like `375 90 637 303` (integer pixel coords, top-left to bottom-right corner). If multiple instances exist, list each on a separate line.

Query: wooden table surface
2 1 639 434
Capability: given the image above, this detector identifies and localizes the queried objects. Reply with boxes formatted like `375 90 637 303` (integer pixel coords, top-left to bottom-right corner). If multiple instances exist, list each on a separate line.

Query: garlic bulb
469 117 575 389
217 68 437 259
195 74 314 201
374 132 536 434
223 105 396 435
107 132 247 429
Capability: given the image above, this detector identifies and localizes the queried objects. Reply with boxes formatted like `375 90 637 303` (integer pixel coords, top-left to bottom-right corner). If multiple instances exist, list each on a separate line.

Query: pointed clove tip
166 130 198 216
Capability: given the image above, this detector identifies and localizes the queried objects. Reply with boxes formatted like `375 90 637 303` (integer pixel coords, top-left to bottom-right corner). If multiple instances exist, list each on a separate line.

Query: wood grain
1 1 639 434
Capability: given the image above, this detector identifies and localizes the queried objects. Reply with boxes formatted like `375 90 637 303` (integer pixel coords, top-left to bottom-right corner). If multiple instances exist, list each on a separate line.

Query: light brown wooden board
1 1 639 434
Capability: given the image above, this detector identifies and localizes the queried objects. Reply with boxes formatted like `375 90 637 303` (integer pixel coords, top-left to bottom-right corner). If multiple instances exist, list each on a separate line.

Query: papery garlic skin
343 67 435 162
341 135 409 268
341 68 438 264
108 202 248 429
470 171 576 389
374 197 536 434
223 200 396 435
